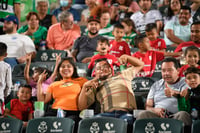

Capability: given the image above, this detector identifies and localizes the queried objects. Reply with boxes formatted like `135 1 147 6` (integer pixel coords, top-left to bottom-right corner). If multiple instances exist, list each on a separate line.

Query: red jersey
88 53 120 76
150 38 166 50
5 99 34 121
132 50 164 77
175 41 200 52
179 64 200 77
109 40 131 58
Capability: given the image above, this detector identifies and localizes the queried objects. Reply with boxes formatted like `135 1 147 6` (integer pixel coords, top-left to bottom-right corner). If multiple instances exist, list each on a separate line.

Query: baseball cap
87 16 100 23
3 15 19 25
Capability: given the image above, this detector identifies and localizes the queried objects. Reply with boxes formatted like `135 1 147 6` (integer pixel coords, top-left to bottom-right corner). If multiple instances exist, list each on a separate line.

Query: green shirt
123 31 137 47
0 0 21 27
17 25 47 48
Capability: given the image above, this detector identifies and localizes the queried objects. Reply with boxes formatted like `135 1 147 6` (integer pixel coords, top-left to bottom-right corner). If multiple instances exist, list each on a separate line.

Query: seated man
78 55 144 132
175 21 200 52
71 16 102 63
0 15 36 69
137 57 192 131
47 11 80 51
164 6 191 46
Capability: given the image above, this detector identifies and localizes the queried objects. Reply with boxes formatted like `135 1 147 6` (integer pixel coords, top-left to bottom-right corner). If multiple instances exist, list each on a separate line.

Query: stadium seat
78 117 127 133
0 118 23 133
133 118 184 133
35 49 67 62
26 117 74 133
130 47 139 54
166 46 176 53
12 63 47 78
132 77 155 92
192 120 200 133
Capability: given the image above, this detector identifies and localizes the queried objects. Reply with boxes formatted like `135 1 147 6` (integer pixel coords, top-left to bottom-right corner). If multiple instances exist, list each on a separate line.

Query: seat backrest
166 46 176 53
0 118 23 133
35 50 67 62
26 117 75 133
132 77 155 92
192 120 200 133
12 62 48 78
78 117 127 133
133 118 184 133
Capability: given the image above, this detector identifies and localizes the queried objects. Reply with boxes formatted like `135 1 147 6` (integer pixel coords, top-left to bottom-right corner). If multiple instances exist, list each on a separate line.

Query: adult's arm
14 3 21 25
146 99 165 118
119 54 144 74
164 29 185 46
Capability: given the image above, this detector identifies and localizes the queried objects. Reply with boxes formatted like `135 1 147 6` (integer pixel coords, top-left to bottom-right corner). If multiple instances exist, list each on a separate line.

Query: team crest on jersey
119 46 123 51
62 82 73 87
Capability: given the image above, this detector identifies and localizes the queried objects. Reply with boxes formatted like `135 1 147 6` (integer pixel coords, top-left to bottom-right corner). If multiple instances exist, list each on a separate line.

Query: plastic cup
34 101 44 111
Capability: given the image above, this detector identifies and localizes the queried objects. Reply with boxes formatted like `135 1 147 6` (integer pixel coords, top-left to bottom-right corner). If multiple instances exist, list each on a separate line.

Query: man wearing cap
0 0 21 35
71 16 102 63
0 15 36 69
47 11 80 51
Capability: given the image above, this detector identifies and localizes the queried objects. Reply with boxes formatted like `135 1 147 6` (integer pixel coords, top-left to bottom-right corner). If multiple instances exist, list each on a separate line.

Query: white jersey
0 33 36 58
130 10 162 33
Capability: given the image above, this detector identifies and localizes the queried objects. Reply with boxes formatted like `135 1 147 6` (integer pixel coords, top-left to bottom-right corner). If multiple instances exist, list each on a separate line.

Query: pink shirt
29 77 53 96
47 23 80 50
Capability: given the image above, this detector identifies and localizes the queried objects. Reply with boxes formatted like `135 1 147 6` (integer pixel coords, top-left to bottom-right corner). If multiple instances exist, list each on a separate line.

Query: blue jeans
95 110 135 125
4 58 18 70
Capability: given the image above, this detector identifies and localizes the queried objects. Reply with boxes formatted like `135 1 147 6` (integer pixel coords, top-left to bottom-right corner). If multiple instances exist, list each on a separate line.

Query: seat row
1 116 199 133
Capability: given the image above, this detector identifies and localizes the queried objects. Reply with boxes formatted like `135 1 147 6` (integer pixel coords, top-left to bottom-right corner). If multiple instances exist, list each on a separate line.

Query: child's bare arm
37 72 52 103
24 54 32 84
50 53 61 81
4 108 17 119
28 112 33 120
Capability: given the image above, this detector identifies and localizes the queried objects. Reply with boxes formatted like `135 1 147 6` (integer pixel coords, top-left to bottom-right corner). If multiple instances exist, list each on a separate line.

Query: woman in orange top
37 57 87 128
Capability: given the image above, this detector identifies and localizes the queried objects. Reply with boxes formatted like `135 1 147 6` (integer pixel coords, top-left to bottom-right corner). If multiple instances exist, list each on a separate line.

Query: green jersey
0 0 20 26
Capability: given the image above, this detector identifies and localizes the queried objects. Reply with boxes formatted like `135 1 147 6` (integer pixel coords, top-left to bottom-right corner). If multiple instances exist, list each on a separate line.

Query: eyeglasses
95 65 110 71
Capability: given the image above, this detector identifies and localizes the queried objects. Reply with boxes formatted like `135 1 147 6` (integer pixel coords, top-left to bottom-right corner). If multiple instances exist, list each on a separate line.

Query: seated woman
36 0 57 29
17 12 47 50
37 57 88 130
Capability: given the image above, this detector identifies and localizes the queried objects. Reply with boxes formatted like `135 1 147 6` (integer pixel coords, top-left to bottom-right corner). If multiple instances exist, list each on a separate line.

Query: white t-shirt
130 10 162 33
0 33 36 58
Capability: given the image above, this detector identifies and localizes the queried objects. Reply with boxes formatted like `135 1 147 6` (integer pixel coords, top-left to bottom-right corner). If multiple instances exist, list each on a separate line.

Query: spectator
130 0 163 34
37 57 88 132
137 57 192 131
145 23 166 52
71 16 102 63
52 0 81 22
110 0 140 24
164 6 191 46
132 34 181 77
190 0 200 22
4 84 34 127
0 0 20 35
0 42 12 115
109 23 131 58
24 54 61 99
180 67 200 119
93 6 114 40
121 18 137 48
87 37 120 77
80 0 97 25
17 12 47 51
179 46 200 77
174 21 200 52
78 55 144 132
0 15 36 69
47 11 80 51
163 0 182 24
36 0 57 29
